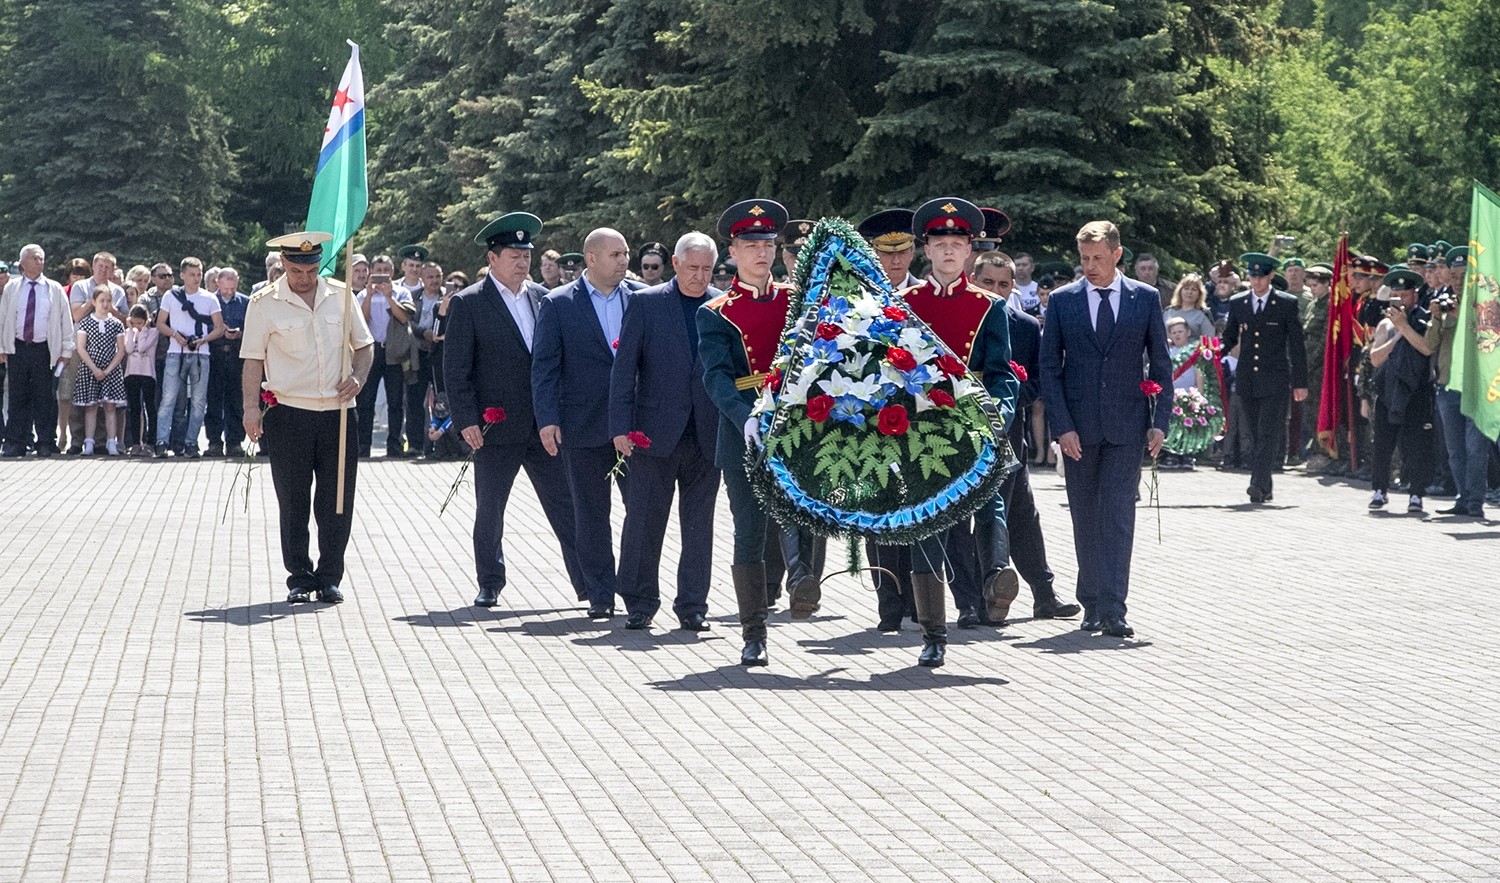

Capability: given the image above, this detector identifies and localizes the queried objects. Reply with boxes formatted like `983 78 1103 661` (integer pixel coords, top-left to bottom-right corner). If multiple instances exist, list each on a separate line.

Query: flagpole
336 238 353 514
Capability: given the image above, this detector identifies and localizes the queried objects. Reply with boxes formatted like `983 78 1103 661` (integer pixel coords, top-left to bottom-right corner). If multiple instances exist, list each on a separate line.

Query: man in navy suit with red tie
609 232 723 633
1039 221 1172 638
533 228 640 619
442 213 586 609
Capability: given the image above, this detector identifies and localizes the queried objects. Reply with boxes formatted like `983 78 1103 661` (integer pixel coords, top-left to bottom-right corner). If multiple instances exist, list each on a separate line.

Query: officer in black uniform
1218 253 1308 503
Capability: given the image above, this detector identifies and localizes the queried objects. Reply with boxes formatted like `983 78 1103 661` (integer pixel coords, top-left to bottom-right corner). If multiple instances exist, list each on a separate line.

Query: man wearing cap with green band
1218 252 1308 504
1365 266 1434 512
443 212 588 608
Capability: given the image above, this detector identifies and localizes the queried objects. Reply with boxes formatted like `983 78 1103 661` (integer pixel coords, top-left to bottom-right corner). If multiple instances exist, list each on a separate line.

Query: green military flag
306 41 367 276
1449 181 1500 440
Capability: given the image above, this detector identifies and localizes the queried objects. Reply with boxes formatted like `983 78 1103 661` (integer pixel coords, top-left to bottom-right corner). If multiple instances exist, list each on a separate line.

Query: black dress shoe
316 585 344 604
626 612 651 630
287 588 313 603
474 587 499 607
1101 616 1134 638
1436 504 1465 515
678 613 709 632
740 640 768 666
956 607 984 629
876 617 902 632
587 604 614 619
1248 488 1265 504
1034 599 1082 619
1080 616 1103 632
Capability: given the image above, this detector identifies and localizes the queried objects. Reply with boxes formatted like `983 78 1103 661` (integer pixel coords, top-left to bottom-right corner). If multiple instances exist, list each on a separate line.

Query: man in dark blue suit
533 228 639 619
1039 220 1172 638
442 213 587 608
609 232 723 632
972 252 1080 622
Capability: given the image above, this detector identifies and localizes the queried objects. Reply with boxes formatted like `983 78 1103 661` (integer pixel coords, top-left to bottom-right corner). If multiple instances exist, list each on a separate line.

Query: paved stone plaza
0 455 1496 881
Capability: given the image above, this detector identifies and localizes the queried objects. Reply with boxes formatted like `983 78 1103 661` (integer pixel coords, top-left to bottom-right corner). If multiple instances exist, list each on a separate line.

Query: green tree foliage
0 0 236 270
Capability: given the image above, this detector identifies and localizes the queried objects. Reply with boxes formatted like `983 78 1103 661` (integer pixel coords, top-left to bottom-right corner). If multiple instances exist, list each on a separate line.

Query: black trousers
404 351 432 453
124 376 156 447
471 440 587 597
205 346 244 448
264 405 357 592
5 340 56 451
866 541 914 624
354 345 407 455
945 518 983 610
560 443 623 608
1001 463 1055 599
1242 392 1289 496
616 435 720 619
1371 399 1435 495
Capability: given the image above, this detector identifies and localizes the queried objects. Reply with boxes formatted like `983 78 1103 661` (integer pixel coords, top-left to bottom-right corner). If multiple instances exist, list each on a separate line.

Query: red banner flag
1316 234 1364 456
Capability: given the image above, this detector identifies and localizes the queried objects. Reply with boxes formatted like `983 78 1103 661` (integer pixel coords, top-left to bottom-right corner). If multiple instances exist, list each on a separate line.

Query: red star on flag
332 86 352 114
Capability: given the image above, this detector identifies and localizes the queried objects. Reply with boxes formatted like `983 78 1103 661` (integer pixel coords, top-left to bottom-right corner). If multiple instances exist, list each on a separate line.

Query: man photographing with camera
1365 267 1434 513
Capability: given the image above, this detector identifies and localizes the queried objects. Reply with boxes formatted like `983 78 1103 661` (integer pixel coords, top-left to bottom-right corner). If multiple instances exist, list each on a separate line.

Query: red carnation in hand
806 395 835 423
936 353 967 378
886 347 917 372
612 338 620 350
816 322 843 341
483 406 507 424
877 404 910 435
882 306 908 321
928 389 956 408
260 390 278 407
627 430 652 449
766 367 783 392
1009 360 1028 382
1140 380 1163 397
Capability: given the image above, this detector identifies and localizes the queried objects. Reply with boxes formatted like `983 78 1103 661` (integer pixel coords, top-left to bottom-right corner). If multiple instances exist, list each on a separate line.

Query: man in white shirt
153 257 225 458
0 244 74 456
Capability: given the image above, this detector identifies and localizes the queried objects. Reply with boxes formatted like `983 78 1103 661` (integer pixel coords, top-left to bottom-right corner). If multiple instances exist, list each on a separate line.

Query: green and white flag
306 40 367 276
1450 181 1500 440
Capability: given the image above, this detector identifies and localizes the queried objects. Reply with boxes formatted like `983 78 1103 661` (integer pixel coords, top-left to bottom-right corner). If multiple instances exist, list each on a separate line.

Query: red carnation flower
612 338 620 350
886 347 917 372
483 406 507 424
936 354 967 378
806 395 835 423
877 404 910 436
928 389 956 408
627 430 652 449
1140 380 1163 397
816 322 843 341
1009 360 1028 382
766 367 783 392
882 306 908 321
260 390 278 407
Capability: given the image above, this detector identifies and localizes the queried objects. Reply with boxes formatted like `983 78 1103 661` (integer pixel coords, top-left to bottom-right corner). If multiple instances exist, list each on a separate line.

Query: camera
1273 234 1297 248
1432 290 1458 313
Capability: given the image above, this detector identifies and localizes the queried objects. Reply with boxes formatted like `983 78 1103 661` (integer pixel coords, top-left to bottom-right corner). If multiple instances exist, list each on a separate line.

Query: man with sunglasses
637 242 669 287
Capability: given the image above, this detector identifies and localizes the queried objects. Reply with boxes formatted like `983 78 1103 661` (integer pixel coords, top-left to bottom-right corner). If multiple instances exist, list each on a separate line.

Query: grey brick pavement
0 455 1497 881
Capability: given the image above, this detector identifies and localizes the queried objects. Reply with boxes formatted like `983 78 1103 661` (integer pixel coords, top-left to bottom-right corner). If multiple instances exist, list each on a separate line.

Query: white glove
743 416 762 448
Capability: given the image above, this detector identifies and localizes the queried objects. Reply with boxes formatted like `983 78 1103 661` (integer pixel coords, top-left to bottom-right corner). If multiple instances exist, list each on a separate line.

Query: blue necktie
1095 289 1114 341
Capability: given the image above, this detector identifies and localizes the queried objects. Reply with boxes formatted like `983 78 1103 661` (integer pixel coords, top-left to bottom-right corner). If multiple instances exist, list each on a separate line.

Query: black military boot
732 563 769 666
912 572 948 668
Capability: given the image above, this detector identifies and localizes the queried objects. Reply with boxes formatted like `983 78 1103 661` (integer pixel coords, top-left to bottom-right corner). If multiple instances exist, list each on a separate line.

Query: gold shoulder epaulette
705 292 732 311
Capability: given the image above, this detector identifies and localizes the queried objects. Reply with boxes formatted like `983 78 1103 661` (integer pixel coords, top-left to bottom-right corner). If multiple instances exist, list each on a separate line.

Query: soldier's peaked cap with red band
912 198 984 239
717 199 788 241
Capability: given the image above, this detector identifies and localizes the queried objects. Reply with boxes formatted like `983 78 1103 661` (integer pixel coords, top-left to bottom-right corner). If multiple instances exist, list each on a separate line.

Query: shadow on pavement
394 606 577 628
185 602 333 626
794 626 1015 657
1011 631 1154 654
648 664 1008 692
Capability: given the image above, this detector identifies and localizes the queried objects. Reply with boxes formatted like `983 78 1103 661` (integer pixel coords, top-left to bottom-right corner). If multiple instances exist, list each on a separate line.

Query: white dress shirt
1086 272 1123 331
496 280 536 351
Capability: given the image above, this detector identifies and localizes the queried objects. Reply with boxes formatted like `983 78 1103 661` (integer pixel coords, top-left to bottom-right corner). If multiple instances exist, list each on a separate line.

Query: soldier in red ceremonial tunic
893 197 1019 666
697 198 798 667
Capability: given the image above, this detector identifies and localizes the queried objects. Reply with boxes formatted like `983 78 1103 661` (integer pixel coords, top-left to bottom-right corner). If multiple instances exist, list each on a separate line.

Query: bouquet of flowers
748 218 1015 545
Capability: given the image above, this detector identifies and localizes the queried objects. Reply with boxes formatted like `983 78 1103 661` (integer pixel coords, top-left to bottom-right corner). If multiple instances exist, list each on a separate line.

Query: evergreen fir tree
0 0 236 268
